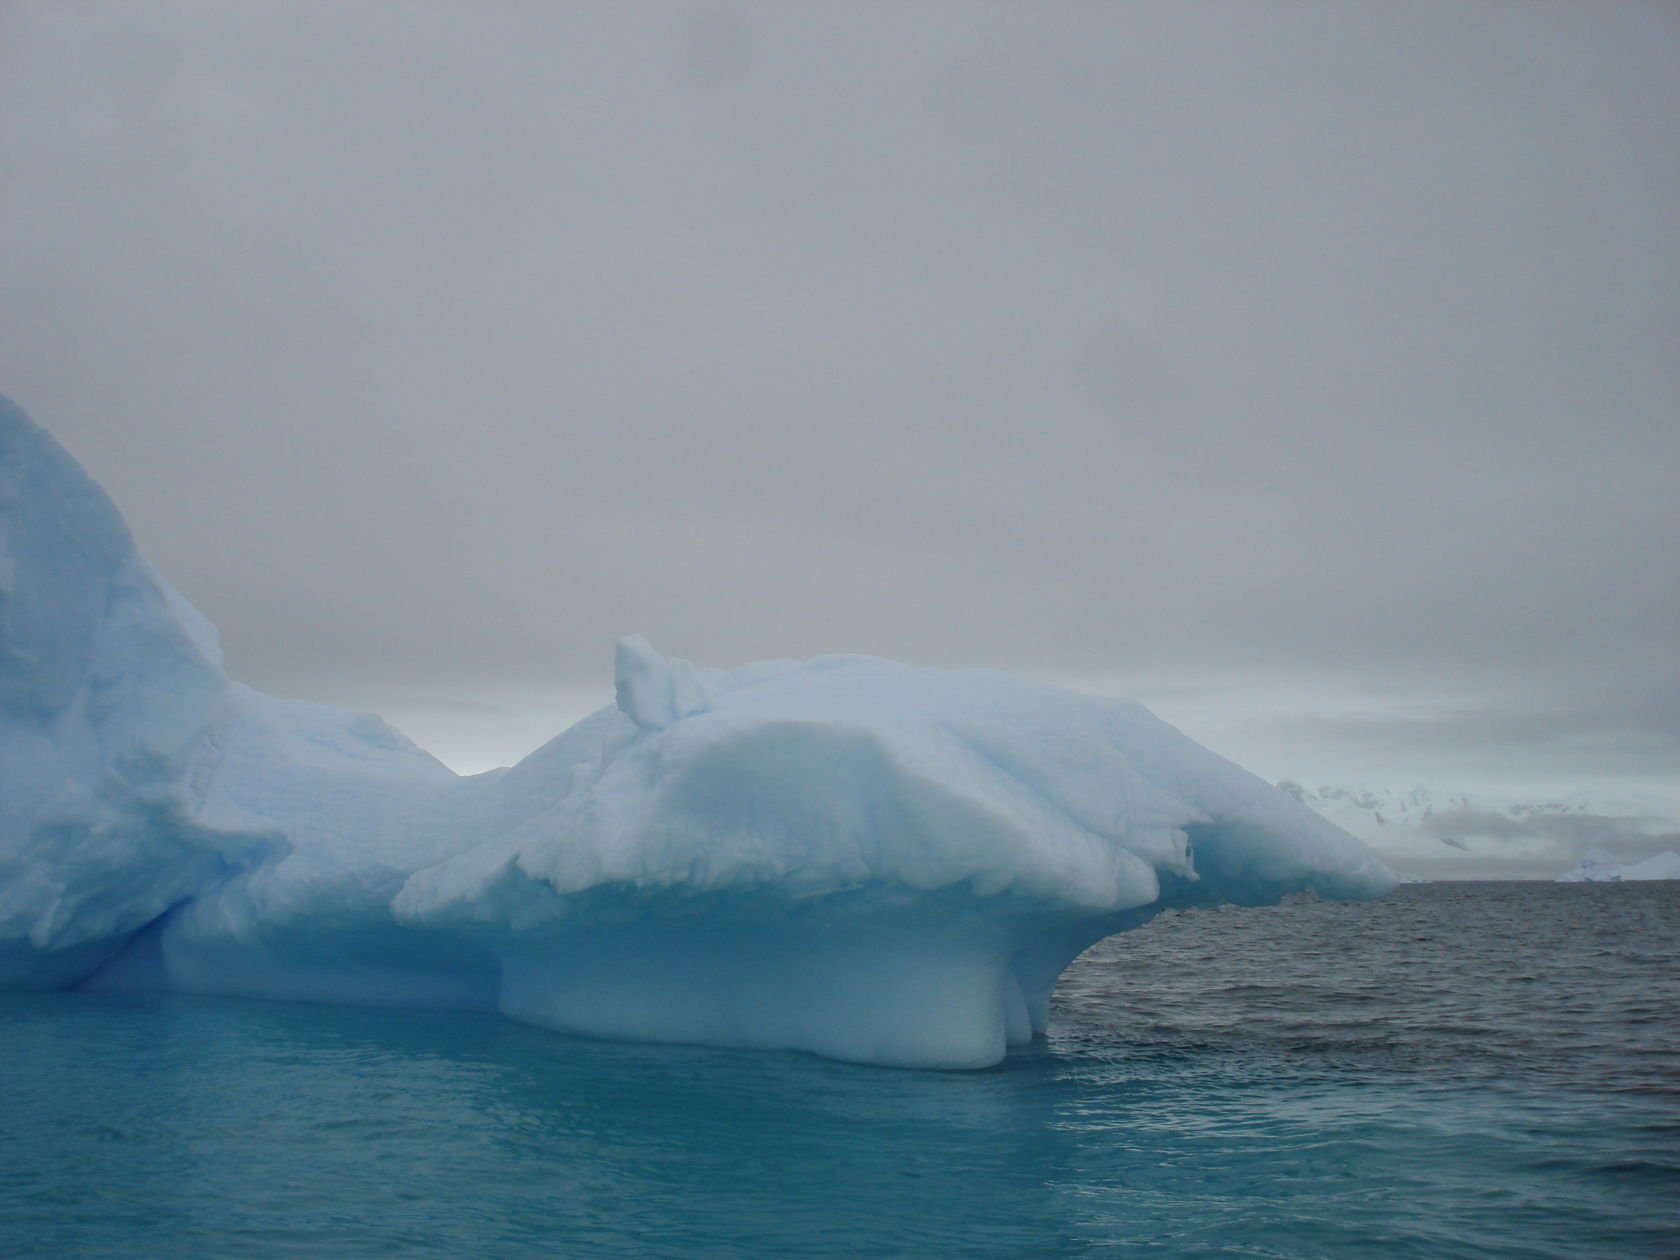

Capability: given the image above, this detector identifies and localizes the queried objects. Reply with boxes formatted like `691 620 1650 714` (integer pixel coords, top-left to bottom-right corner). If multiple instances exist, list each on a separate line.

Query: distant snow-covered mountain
1277 783 1678 879
1556 849 1680 882
1278 783 1464 835
1278 782 1578 845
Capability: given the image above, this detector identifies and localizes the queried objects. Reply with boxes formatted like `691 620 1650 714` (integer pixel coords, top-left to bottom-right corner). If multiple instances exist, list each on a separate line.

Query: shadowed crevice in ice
0 395 1395 1067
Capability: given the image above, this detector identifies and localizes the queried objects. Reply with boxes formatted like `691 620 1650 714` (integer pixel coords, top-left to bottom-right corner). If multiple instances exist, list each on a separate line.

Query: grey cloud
1255 690 1680 785
0 2 1675 797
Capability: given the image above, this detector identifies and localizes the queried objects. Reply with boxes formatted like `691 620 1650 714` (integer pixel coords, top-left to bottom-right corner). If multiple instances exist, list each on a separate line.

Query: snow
0 395 1395 1066
1556 849 1680 883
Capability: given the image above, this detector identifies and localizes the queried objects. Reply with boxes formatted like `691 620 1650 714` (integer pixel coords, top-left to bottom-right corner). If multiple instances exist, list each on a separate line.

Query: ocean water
2 882 1675 1258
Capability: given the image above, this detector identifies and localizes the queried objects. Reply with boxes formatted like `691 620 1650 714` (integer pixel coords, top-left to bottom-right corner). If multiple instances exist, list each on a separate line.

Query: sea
2 882 1675 1258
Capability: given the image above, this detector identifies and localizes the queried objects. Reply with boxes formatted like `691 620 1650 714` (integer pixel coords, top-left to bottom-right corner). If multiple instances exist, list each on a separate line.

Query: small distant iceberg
1556 849 1680 883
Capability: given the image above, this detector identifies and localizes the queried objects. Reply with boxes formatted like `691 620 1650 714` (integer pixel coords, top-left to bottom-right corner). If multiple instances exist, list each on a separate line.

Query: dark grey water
2 882 1676 1257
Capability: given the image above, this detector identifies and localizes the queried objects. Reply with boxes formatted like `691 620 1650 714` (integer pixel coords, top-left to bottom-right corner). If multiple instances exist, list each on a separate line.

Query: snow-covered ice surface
1556 849 1680 883
0 396 1393 1067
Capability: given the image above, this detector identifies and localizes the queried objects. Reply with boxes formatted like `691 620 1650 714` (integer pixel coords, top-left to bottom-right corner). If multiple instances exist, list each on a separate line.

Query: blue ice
0 397 1393 1067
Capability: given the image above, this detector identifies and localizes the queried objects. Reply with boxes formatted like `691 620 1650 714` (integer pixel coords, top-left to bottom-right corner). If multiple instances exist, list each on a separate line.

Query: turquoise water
3 883 1676 1257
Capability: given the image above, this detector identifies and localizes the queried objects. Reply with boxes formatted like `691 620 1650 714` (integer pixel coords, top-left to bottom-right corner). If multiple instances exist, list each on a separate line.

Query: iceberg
1556 849 1680 883
0 396 1394 1067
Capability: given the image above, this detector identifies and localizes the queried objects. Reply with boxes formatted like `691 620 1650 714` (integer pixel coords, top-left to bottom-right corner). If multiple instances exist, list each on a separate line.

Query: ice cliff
0 396 1394 1067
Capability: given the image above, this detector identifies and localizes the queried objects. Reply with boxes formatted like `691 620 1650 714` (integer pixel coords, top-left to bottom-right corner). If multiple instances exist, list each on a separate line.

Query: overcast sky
2 3 1675 867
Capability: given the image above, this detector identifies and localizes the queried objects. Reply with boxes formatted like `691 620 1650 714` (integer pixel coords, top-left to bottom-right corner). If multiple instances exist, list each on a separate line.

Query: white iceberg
0 396 1394 1067
1556 849 1680 883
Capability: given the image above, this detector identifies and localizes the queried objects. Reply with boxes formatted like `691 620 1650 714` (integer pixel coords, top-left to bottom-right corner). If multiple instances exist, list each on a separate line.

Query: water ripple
1 882 1676 1256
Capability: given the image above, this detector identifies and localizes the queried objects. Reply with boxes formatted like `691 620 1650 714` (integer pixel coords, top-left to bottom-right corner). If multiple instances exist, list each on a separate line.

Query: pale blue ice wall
0 397 239 984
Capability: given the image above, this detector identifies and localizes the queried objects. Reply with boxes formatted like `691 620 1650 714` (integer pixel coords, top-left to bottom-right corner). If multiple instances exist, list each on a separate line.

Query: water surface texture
4 882 1675 1257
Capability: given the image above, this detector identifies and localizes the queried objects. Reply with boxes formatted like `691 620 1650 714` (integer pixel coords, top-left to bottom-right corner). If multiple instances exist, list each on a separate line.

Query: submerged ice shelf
0 397 1394 1067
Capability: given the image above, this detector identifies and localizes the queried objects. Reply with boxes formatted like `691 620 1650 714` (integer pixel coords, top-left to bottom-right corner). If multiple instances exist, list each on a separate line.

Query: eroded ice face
0 396 1392 1066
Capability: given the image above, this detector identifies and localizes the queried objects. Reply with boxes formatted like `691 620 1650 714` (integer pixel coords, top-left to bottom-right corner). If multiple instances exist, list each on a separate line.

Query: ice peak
613 634 710 731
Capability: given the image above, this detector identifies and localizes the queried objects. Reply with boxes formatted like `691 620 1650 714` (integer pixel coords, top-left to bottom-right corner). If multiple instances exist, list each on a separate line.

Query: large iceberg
0 396 1394 1067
